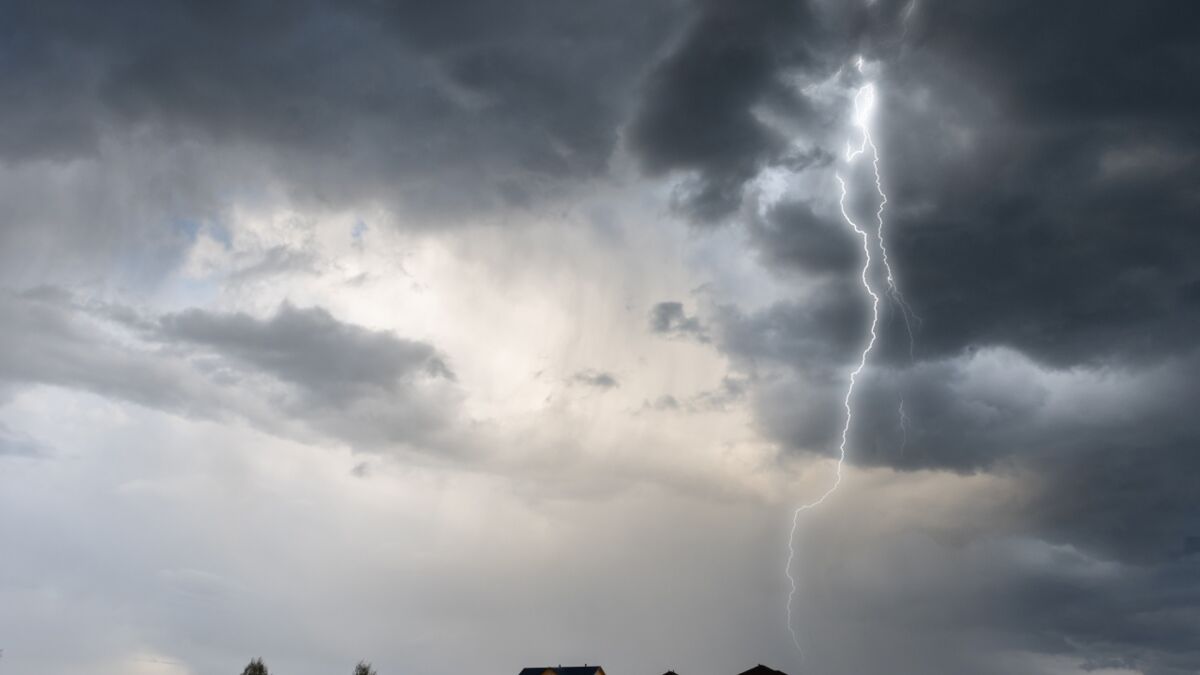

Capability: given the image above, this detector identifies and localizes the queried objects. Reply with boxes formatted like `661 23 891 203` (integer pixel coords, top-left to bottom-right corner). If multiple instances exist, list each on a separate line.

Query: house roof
735 665 789 675
518 666 604 675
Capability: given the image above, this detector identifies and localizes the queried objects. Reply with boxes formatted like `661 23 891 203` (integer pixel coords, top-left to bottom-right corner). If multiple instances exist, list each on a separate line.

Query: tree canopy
241 658 269 675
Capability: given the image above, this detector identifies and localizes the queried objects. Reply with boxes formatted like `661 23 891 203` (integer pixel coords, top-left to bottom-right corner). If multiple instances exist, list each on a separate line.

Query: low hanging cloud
159 304 455 402
570 370 620 389
648 301 710 343
0 289 462 453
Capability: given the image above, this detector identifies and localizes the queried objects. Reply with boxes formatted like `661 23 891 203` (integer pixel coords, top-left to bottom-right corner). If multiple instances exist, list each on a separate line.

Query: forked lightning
785 59 916 656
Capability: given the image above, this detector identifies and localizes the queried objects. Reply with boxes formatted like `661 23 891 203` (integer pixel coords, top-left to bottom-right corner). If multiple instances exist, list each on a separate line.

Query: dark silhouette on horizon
518 663 790 675
241 658 268 675
734 665 790 675
232 659 791 674
238 658 378 674
519 665 607 675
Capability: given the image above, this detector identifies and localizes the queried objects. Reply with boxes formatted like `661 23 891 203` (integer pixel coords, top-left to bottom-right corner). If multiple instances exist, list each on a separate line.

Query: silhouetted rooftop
518 666 605 675
735 664 789 675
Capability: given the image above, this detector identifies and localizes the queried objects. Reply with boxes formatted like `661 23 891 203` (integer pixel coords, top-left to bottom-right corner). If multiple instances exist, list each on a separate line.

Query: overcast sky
2 1 1199 674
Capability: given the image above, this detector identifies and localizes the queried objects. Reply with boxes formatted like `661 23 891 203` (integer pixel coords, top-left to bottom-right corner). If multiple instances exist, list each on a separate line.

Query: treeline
241 658 377 674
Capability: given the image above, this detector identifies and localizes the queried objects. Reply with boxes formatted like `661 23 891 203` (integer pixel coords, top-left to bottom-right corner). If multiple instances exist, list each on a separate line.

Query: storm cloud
0 289 462 452
1 1 1197 674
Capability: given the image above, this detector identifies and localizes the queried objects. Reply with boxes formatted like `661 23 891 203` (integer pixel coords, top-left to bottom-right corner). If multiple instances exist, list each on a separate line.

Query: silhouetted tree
241 658 269 675
355 661 377 675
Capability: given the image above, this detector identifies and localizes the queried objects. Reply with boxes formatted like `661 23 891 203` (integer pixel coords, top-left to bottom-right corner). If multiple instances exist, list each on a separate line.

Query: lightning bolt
846 76 921 352
784 167 880 653
848 75 921 454
785 58 916 655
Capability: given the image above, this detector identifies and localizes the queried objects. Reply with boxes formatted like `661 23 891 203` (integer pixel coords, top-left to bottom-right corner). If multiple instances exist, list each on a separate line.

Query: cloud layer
1 1 1197 674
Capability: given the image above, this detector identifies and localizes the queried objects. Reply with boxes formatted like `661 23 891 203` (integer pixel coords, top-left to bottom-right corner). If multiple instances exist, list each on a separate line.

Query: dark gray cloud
638 1 1200 670
716 282 869 374
570 370 619 390
627 0 835 223
640 376 749 416
704 0 1200 479
759 345 1200 580
688 375 749 412
748 200 855 276
635 0 1200 365
160 303 454 404
648 301 709 342
0 0 680 245
0 289 461 452
0 0 691 292
0 287 230 418
789 500 1200 675
876 1 1200 369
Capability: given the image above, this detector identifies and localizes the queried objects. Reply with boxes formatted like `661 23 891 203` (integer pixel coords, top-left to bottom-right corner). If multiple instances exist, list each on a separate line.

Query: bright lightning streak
785 59 917 656
846 82 921 353
846 79 922 457
784 146 882 657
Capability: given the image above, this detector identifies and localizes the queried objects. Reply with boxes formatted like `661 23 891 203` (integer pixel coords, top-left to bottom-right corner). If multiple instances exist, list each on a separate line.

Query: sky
1 1 1199 674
